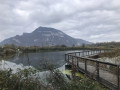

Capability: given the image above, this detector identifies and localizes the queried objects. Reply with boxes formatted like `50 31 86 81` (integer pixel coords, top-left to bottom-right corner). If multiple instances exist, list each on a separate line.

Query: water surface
0 50 81 71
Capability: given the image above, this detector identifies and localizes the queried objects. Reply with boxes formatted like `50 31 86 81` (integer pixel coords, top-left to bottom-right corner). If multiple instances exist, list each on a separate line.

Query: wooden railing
65 50 120 90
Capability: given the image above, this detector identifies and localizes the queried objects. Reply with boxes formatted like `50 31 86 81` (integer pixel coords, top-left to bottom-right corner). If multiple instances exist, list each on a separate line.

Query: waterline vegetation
0 67 108 90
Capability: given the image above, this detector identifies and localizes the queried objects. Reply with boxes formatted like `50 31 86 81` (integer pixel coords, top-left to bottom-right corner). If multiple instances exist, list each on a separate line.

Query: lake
0 50 82 72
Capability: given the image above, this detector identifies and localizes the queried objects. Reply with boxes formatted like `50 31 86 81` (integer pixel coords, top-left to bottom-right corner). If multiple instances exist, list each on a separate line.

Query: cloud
0 0 120 42
90 34 105 39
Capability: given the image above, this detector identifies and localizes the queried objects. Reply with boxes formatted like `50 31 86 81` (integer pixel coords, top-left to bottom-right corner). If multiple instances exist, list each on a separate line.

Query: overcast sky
0 0 120 42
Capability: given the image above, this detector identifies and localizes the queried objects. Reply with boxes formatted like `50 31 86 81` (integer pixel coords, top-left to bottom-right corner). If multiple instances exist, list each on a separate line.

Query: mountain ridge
0 27 92 46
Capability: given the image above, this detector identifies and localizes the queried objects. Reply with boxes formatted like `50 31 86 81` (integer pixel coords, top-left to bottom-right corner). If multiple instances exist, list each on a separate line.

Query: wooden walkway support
65 50 120 90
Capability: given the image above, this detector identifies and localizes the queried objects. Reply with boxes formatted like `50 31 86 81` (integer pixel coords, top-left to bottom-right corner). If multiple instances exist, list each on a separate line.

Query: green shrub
0 68 108 90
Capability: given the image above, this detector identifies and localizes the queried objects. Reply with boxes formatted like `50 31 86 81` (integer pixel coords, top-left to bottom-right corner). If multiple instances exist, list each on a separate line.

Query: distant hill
76 39 92 46
0 27 92 47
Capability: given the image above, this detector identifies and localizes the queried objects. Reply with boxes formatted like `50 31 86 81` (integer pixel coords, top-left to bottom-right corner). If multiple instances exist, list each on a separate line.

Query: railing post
98 50 100 53
79 52 80 57
68 55 71 62
94 50 97 54
91 50 93 55
117 66 120 90
104 49 105 53
79 52 80 56
87 51 89 56
85 59 87 73
72 56 75 79
93 50 95 54
96 62 99 81
91 50 92 55
96 50 98 54
72 56 74 65
75 52 77 56
65 54 67 61
82 51 84 56
92 50 94 55
77 57 79 67
68 55 69 62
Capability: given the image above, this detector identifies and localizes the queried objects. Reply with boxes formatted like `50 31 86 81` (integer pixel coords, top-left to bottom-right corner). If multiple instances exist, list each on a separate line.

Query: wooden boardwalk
65 50 120 90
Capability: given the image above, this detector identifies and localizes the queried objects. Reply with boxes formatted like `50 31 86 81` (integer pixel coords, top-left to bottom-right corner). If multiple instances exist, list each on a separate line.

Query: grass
62 70 85 79
98 49 120 58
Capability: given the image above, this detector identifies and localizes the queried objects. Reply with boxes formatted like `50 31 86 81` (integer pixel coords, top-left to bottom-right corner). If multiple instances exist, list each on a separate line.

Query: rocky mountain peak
0 27 92 46
33 27 60 33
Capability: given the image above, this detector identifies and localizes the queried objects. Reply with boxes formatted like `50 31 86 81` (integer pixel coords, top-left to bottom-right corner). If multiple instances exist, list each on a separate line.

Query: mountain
76 39 92 45
0 27 92 46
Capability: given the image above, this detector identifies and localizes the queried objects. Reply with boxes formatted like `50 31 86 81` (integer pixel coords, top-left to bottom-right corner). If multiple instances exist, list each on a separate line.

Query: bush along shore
0 44 112 54
0 67 108 90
